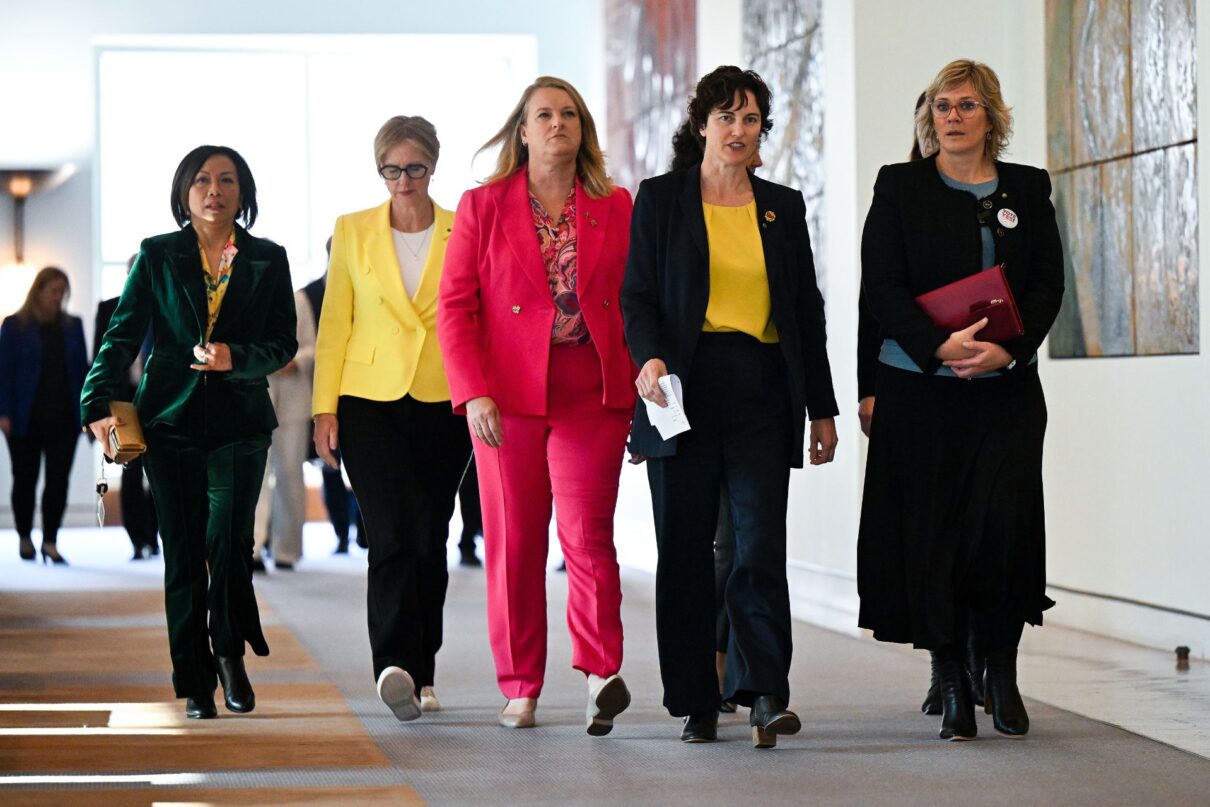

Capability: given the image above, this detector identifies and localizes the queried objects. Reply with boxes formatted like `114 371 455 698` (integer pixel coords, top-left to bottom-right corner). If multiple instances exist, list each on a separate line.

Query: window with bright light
96 35 539 299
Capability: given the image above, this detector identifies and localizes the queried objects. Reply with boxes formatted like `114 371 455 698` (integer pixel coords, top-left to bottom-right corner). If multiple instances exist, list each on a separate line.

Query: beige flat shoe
376 667 421 722
498 698 536 729
420 686 441 712
586 673 631 736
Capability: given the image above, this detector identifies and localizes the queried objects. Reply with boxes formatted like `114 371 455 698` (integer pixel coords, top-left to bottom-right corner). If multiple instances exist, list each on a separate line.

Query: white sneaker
376 667 421 722
420 686 441 712
586 673 630 736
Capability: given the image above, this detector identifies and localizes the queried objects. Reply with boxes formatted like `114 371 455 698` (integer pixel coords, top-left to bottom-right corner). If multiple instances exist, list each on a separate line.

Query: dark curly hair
169 145 258 229
685 65 773 148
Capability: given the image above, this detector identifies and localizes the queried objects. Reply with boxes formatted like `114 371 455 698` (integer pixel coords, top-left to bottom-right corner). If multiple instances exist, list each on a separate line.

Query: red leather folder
914 265 1023 343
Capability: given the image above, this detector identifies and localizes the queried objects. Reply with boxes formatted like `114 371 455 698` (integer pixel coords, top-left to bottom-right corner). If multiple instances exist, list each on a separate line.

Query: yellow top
312 201 455 414
199 229 237 341
702 202 778 343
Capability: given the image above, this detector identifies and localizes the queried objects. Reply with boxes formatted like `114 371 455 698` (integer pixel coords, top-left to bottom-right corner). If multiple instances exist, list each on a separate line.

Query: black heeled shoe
217 656 256 713
40 543 67 565
680 711 718 743
937 648 977 740
185 691 218 719
984 647 1029 736
18 536 36 561
750 695 801 749
921 651 942 715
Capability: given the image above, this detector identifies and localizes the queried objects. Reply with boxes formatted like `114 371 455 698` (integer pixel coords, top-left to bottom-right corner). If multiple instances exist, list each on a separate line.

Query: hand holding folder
914 265 1023 343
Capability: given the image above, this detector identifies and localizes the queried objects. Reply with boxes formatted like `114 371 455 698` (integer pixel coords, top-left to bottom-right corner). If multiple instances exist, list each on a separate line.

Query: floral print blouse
530 187 590 346
199 231 238 341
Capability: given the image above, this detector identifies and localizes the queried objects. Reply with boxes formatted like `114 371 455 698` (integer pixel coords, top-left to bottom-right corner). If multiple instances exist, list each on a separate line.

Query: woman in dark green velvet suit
81 145 297 719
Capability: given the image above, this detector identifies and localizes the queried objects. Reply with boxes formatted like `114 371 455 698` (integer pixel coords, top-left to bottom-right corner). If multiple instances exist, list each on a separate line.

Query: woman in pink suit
438 76 636 734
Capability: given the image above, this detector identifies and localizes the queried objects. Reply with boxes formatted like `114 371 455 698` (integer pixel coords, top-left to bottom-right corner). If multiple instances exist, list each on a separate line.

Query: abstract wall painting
604 0 698 194
743 0 826 292
1047 0 1198 358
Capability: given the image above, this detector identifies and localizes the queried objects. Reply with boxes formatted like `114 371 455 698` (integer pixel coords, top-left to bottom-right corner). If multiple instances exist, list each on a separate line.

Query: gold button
603 298 610 307
511 305 521 314
392 326 400 335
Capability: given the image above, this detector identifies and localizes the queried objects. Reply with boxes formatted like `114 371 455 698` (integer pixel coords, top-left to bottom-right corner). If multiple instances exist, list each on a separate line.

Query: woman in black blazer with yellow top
858 60 1064 742
622 66 838 748
83 145 297 720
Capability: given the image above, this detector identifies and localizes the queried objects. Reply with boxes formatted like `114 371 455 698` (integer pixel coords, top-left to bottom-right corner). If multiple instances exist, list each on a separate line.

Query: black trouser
647 334 794 716
120 457 158 553
6 418 78 545
458 457 483 552
143 432 271 699
714 486 735 654
337 394 472 686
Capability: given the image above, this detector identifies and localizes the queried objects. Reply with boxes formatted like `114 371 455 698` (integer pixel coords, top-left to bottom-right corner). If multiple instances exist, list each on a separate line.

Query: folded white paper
643 374 691 440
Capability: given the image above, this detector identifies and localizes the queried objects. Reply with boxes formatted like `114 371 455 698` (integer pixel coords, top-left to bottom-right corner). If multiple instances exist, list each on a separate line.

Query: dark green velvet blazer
81 224 298 445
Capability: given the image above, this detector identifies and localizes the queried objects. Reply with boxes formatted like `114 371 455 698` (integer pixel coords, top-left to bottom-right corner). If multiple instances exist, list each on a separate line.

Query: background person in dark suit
622 66 838 748
83 145 298 720
93 254 159 561
0 266 89 565
302 249 365 555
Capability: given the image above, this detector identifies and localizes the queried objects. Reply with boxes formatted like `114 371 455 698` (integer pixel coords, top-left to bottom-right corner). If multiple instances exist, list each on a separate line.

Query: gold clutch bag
107 401 147 464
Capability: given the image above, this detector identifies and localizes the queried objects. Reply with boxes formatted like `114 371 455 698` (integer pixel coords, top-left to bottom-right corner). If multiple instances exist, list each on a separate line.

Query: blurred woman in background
0 266 88 564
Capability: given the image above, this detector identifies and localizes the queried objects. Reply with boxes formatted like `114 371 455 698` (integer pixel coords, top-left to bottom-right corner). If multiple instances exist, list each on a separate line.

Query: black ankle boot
984 646 1029 736
936 648 976 740
185 691 217 719
750 695 801 749
921 651 942 715
680 711 718 743
217 656 256 713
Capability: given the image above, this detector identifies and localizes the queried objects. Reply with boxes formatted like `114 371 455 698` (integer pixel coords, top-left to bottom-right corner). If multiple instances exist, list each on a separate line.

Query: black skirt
857 362 1054 649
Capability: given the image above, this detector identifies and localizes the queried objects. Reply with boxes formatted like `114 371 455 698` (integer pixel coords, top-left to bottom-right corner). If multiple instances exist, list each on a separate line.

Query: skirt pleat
857 363 1054 649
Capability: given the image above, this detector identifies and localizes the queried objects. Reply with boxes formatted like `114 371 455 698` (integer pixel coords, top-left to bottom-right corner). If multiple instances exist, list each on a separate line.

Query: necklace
395 225 433 259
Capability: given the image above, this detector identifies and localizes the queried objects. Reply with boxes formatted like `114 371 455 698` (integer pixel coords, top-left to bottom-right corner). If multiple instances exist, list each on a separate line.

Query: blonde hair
477 76 614 199
374 115 440 168
916 60 1014 160
15 266 70 325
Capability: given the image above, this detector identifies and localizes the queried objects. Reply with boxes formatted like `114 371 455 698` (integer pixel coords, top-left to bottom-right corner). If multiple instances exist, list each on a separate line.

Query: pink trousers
473 343 631 698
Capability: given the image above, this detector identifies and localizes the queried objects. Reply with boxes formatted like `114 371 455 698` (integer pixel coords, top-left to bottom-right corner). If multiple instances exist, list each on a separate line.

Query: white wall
0 0 604 528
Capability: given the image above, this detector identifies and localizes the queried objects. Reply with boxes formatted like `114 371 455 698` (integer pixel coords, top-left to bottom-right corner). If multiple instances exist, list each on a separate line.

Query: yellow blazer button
511 305 521 314
392 326 401 335
377 296 384 305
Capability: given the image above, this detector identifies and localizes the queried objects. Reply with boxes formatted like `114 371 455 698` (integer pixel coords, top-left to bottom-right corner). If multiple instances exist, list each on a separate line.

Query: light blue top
879 170 1035 378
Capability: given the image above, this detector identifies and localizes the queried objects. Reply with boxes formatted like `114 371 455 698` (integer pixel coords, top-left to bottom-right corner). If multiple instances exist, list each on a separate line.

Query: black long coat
860 154 1064 371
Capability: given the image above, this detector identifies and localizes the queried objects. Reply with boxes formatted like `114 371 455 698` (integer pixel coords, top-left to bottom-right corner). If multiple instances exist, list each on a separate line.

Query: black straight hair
169 145 258 229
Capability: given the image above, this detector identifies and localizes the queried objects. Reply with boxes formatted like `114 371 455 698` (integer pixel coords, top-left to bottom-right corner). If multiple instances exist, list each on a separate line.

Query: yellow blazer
313 200 455 414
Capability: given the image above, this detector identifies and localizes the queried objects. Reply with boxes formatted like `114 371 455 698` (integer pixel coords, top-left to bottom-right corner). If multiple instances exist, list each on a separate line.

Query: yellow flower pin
764 210 776 223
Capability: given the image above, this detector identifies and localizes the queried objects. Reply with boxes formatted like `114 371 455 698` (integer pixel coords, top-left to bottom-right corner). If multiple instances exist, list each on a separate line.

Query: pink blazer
438 169 637 416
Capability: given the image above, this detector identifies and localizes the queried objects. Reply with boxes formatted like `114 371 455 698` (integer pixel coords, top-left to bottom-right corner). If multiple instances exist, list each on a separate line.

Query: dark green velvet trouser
143 431 271 699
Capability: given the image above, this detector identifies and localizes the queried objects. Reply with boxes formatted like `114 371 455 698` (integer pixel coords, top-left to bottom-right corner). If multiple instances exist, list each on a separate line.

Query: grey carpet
254 562 1210 806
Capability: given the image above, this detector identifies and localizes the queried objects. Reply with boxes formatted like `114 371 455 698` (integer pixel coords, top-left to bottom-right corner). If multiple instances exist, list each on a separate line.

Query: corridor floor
2 526 1209 805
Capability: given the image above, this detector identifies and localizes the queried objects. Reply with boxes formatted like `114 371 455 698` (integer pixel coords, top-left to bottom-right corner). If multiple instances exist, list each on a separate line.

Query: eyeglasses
378 163 429 181
931 99 987 118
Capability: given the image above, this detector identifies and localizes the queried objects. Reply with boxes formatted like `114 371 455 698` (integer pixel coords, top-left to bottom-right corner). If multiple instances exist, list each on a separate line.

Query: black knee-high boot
965 613 986 708
921 651 942 715
983 615 1028 736
936 644 976 741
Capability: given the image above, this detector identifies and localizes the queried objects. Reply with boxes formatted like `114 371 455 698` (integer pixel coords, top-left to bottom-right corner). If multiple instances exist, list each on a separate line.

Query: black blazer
82 224 297 445
621 166 839 468
860 155 1064 374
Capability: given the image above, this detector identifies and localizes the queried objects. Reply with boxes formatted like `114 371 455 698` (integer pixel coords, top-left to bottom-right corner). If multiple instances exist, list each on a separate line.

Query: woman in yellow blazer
312 116 471 721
